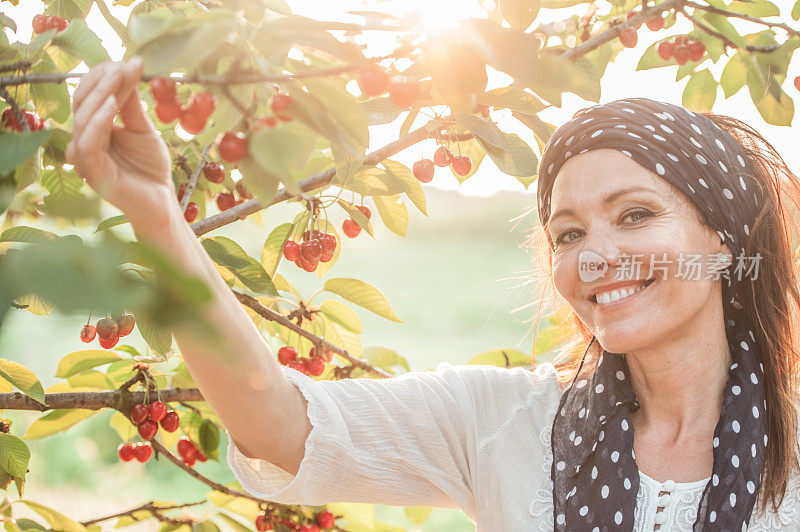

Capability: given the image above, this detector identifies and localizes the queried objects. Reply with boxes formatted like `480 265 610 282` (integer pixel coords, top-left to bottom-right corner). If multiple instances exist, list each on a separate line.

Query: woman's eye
623 209 653 224
555 229 582 246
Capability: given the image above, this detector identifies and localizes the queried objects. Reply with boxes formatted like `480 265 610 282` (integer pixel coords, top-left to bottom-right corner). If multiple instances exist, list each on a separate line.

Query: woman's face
545 149 731 354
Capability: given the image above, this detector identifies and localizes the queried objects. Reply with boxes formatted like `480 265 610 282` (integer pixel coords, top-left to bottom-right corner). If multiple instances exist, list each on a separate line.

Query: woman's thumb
117 56 154 133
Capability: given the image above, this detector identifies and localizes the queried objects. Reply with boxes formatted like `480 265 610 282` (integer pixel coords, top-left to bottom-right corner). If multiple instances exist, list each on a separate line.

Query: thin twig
179 144 213 213
80 500 206 527
685 0 800 39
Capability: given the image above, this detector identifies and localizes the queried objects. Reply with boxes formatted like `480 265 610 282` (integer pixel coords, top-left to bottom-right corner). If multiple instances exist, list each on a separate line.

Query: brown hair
526 110 800 516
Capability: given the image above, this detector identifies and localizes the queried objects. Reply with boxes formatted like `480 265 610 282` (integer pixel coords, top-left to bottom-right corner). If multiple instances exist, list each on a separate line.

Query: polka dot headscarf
538 97 768 531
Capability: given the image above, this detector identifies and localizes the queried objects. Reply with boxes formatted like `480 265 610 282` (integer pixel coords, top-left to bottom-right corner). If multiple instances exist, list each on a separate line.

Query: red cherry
177 183 187 203
184 453 197 467
278 346 298 365
177 438 195 460
155 100 181 123
180 106 207 135
302 229 323 242
150 77 177 104
216 192 237 211
299 525 318 532
47 16 69 32
235 180 252 199
342 219 361 238
688 41 705 62
319 250 333 263
254 117 277 130
117 314 135 336
255 514 273 531
795 76 800 92
137 419 158 440
657 41 674 60
619 27 638 48
674 44 690 65
305 357 325 376
130 403 148 424
357 69 391 97
389 79 420 108
217 132 248 163
413 159 435 183
160 411 179 432
675 35 689 45
98 335 119 349
271 93 293 113
203 161 225 184
300 240 322 262
310 345 333 363
356 205 371 220
24 112 44 132
80 324 96 343
433 146 453 167
32 14 48 34
646 16 664 31
298 256 319 272
283 240 301 261
1 108 21 132
319 233 337 254
451 155 473 176
315 510 335 529
191 92 215 118
96 318 119 340
148 401 168 422
132 441 152 463
625 11 642 30
286 359 307 373
184 202 199 223
193 447 207 463
117 443 135 462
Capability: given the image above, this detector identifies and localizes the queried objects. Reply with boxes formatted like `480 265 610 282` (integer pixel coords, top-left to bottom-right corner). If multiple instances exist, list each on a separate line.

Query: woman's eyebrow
547 185 659 225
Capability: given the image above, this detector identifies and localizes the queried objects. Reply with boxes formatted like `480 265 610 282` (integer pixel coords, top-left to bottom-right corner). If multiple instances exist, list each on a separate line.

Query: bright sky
3 0 799 198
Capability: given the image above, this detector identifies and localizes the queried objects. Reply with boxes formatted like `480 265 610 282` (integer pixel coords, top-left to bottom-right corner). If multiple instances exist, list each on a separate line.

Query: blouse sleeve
225 361 481 520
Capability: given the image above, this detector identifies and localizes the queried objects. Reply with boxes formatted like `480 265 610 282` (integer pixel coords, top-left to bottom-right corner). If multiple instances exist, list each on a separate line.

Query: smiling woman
530 97 800 530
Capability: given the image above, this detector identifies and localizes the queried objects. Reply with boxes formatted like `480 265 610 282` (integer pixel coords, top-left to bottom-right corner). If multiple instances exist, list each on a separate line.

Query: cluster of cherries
255 509 336 531
80 314 135 349
177 436 207 466
342 205 371 239
413 145 472 182
116 441 153 463
149 76 216 135
1 108 46 132
357 68 419 109
618 11 666 48
277 344 332 376
174 160 254 222
657 36 707 65
282 229 338 273
130 400 180 441
32 14 69 34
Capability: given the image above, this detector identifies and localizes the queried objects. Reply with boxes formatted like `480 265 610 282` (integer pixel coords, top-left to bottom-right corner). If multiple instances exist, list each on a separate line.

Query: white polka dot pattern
543 98 769 531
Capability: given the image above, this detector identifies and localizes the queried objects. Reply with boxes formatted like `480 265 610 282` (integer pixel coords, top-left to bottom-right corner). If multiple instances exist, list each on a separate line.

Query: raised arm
66 58 310 474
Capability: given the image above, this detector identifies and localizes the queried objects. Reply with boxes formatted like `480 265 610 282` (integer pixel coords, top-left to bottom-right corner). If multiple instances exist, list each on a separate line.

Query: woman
67 58 800 530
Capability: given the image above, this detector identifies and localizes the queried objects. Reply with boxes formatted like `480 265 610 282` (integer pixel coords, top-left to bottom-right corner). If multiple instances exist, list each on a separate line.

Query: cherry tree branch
232 290 392 378
685 0 800 39
0 387 203 411
80 500 206 527
178 143 213 214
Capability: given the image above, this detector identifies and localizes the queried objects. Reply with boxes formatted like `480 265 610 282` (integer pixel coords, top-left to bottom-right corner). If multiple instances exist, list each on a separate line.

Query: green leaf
467 348 530 367
198 419 220 461
720 53 747 98
30 52 71 123
261 223 293 277
230 257 277 296
320 300 362 333
50 19 110 67
23 409 97 439
499 0 540 30
696 12 747 48
0 434 29 477
0 359 45 404
109 411 137 442
475 133 538 183
453 112 506 149
381 160 427 216
360 98 402 126
447 137 485 183
201 237 251 270
323 278 401 323
94 214 129 232
363 347 409 374
49 0 93 19
55 350 121 378
17 500 85 532
0 226 58 244
304 77 368 153
0 130 51 176
136 312 173 356
793 0 800 20
404 507 433 525
373 194 409 237
40 168 83 202
682 69 717 112
477 87 546 114
725 0 779 17
248 120 318 183
336 200 374 236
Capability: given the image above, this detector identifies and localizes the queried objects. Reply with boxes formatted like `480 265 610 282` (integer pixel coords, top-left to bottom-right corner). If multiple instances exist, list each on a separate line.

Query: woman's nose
582 227 622 270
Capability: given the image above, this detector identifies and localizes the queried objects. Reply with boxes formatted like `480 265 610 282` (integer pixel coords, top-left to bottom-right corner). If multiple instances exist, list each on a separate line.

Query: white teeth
595 281 650 305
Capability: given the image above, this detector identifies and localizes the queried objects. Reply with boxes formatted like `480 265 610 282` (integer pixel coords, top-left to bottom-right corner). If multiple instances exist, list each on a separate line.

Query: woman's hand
66 57 176 230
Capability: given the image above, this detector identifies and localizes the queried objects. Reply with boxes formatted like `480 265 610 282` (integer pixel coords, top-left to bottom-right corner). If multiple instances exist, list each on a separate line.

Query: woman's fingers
73 94 117 190
71 64 123 140
72 61 113 113
115 57 152 133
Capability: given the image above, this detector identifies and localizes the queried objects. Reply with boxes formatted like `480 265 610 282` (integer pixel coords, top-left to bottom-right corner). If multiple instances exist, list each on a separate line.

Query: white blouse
226 361 800 530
